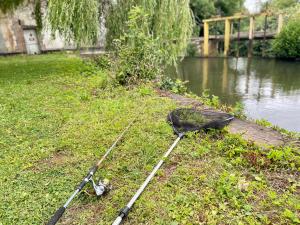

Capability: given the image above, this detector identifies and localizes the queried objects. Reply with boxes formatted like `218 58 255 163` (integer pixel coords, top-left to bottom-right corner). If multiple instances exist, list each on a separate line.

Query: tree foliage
190 0 245 22
190 0 215 21
272 0 298 10
263 0 299 11
47 0 100 46
214 0 245 16
106 0 193 65
109 1 193 84
272 18 300 58
113 7 164 85
46 0 193 84
47 0 193 65
34 0 42 33
0 0 25 13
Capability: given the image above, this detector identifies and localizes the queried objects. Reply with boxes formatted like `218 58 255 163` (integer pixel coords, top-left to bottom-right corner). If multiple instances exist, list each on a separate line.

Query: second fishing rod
47 118 135 225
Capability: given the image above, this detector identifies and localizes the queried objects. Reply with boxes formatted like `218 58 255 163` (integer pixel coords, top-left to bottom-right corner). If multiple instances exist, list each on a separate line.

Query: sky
244 0 268 13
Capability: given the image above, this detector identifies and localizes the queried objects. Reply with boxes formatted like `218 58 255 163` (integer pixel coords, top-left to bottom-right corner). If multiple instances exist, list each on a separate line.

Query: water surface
169 57 300 132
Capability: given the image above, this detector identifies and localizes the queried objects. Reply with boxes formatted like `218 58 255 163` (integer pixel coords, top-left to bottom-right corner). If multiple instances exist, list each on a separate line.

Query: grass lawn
0 54 299 225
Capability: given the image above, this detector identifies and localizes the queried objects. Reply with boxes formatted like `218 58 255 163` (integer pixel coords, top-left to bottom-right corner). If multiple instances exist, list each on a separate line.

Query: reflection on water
169 57 300 132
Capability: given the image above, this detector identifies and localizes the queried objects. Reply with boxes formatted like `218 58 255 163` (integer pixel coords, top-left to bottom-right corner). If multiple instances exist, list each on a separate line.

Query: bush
253 40 274 57
186 43 198 57
112 7 165 85
92 55 112 70
159 77 188 94
272 19 300 58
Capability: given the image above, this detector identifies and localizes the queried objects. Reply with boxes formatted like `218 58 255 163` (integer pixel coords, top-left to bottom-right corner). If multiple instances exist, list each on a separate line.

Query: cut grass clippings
0 54 299 225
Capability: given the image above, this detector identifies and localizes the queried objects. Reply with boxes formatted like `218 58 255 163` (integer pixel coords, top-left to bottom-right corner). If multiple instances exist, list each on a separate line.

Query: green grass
0 54 299 225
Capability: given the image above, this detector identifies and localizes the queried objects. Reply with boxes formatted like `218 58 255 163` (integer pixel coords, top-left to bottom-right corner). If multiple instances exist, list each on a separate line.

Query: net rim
167 108 234 135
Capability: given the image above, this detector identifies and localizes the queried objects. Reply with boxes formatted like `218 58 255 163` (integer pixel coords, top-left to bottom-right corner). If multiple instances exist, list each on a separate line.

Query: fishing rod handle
47 166 97 225
47 207 65 225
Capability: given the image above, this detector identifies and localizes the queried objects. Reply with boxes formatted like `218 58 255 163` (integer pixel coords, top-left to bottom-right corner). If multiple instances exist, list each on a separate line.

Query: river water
169 57 300 132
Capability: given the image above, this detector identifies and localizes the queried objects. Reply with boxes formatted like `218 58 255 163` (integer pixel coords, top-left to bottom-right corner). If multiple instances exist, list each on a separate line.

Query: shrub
80 58 108 79
232 102 245 118
112 7 165 85
200 90 220 108
92 54 112 70
272 19 300 58
186 43 198 57
159 77 188 94
253 40 274 57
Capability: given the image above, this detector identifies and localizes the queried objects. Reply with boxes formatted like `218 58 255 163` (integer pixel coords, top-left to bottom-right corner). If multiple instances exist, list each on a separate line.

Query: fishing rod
47 119 135 225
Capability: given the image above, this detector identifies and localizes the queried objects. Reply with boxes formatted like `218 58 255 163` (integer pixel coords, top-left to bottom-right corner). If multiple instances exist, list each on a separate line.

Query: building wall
0 30 6 52
0 15 26 54
0 0 105 55
0 2 35 54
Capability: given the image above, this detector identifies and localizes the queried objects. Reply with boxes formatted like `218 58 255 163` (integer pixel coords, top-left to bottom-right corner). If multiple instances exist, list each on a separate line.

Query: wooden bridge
202 13 284 57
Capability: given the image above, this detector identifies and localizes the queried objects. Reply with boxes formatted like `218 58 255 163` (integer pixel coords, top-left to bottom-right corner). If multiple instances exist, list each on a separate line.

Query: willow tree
106 0 193 63
47 0 101 45
0 0 25 13
47 0 194 62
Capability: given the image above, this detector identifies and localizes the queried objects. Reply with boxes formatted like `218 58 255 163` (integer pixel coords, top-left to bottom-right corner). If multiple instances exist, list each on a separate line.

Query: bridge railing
202 13 284 57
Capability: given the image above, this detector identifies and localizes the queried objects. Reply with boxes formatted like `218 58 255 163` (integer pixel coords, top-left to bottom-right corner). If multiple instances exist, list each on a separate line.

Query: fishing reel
90 178 111 197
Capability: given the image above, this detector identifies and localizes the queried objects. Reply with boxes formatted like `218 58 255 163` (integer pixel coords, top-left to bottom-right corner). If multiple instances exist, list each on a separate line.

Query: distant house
0 0 105 55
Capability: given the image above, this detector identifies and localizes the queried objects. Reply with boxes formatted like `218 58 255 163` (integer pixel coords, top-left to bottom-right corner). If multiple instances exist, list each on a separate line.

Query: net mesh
167 108 234 135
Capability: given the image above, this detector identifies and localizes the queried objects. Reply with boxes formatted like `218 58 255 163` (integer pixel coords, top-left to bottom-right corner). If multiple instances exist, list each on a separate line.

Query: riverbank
169 57 300 132
0 54 299 224
158 90 299 148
